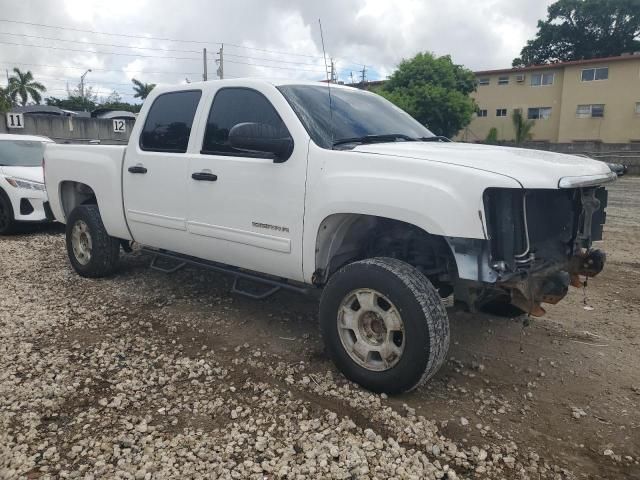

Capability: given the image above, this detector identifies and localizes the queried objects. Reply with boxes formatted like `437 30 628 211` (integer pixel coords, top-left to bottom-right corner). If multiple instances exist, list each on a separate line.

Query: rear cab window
140 90 202 153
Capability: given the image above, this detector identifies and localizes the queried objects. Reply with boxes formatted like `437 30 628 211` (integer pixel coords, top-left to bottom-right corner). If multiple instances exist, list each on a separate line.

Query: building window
496 108 507 117
576 104 605 118
581 67 608 81
528 107 552 120
635 102 640 115
531 72 554 86
498 76 509 85
478 77 490 86
477 109 488 117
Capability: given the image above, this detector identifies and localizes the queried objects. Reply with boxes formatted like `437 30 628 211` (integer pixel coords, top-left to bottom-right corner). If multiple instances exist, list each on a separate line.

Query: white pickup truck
44 79 615 393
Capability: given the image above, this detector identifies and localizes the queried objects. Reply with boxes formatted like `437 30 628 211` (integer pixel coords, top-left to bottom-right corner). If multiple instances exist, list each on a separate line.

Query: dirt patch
1 177 639 479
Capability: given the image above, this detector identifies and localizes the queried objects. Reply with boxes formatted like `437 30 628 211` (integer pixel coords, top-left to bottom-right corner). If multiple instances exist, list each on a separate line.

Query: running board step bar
142 247 311 299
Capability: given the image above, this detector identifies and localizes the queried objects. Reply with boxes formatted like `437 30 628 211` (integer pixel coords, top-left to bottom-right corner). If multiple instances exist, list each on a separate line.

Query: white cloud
0 0 554 102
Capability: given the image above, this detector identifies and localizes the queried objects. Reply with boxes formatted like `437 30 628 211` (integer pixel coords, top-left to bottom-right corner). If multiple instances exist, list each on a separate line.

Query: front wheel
320 257 450 394
66 205 120 278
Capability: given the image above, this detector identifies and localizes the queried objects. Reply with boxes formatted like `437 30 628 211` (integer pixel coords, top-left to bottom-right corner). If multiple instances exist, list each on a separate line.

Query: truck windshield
277 84 435 149
0 140 45 167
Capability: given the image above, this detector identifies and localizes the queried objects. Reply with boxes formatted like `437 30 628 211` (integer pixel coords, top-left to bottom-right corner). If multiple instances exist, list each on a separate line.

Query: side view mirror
228 122 293 163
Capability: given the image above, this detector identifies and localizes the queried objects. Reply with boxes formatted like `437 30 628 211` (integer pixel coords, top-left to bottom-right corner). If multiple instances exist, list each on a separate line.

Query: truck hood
0 165 44 183
353 142 613 189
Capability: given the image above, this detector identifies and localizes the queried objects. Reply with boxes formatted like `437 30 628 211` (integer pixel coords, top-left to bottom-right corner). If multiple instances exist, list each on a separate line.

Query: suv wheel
66 205 120 277
320 257 450 394
0 190 16 235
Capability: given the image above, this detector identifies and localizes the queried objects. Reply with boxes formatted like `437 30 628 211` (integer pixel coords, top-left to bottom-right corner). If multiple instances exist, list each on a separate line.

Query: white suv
0 134 53 234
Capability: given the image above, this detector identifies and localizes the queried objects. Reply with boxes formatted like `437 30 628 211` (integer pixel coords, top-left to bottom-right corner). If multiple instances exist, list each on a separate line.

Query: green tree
377 52 477 138
45 95 97 112
45 83 99 111
6 68 47 105
512 110 535 143
103 89 122 104
513 0 640 67
485 127 499 144
132 78 156 100
99 101 142 113
0 87 12 113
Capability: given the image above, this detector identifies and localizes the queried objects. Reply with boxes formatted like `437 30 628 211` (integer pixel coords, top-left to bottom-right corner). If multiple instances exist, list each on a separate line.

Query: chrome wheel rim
71 220 92 265
337 289 405 372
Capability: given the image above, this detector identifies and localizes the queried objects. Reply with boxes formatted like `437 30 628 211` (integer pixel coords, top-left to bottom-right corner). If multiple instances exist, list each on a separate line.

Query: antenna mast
318 19 334 148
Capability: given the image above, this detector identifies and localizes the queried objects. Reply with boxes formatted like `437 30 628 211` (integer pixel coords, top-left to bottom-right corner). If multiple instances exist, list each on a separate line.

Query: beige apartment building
459 54 640 144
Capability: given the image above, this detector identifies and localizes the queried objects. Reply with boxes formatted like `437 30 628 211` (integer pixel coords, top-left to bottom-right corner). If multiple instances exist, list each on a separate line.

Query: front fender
302 147 521 282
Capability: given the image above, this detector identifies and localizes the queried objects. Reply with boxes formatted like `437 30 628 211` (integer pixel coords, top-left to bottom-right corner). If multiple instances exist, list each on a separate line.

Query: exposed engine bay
480 186 608 316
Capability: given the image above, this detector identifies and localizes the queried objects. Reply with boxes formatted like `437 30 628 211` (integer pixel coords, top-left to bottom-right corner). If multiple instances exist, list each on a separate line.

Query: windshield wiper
332 134 417 148
418 136 451 142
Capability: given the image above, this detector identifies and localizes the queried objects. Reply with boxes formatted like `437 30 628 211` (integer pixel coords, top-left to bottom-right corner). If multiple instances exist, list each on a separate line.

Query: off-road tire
320 257 450 394
0 189 16 235
66 205 120 278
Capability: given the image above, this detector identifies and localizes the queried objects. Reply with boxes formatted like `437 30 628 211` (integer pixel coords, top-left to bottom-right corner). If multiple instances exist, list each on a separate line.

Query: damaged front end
478 184 610 316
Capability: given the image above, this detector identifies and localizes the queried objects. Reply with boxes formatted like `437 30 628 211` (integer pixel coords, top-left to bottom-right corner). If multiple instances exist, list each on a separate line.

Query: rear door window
140 90 202 153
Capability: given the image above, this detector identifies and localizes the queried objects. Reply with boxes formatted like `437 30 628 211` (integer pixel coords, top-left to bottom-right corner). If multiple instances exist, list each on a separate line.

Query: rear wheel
320 257 450 394
0 190 16 235
66 205 120 277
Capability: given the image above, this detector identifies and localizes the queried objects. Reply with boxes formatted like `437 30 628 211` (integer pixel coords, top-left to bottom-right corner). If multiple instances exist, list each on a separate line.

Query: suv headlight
4 177 46 191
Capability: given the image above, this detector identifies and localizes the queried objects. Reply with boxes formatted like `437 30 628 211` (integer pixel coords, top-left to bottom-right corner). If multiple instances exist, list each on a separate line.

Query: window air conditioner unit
515 74 525 83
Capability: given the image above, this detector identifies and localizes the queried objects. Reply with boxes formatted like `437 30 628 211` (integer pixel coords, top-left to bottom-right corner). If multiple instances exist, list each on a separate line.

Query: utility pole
349 71 355 85
202 47 208 81
80 69 91 111
216 44 224 80
360 66 367 86
5 69 8 84
329 58 336 83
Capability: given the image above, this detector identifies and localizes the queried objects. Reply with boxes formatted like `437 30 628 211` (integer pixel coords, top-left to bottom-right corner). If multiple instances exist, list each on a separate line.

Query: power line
0 18 218 45
0 31 203 54
0 40 202 60
0 61 202 76
223 42 323 60
45 87 137 97
32 74 137 87
0 30 354 71
217 51 325 67
0 17 364 64
221 44 367 67
224 59 325 73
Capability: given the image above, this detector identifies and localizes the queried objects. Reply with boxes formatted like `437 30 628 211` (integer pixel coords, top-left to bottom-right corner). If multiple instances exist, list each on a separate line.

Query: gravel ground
1 177 639 479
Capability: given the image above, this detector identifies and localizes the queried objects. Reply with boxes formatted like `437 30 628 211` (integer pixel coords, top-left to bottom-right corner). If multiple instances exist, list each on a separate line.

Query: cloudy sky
0 0 554 103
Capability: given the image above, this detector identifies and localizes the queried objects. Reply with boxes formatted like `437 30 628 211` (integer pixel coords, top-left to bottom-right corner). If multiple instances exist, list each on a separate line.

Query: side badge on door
252 221 290 233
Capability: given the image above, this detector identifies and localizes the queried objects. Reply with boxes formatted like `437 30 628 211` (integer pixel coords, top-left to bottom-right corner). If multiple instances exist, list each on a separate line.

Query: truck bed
44 144 132 240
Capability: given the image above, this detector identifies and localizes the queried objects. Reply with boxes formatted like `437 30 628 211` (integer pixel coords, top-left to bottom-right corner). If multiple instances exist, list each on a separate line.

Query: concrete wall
1 114 134 144
490 141 640 175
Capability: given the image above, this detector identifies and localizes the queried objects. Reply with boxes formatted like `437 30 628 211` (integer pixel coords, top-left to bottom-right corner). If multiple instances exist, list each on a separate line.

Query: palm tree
512 109 534 144
0 87 12 113
7 68 46 106
132 78 156 100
